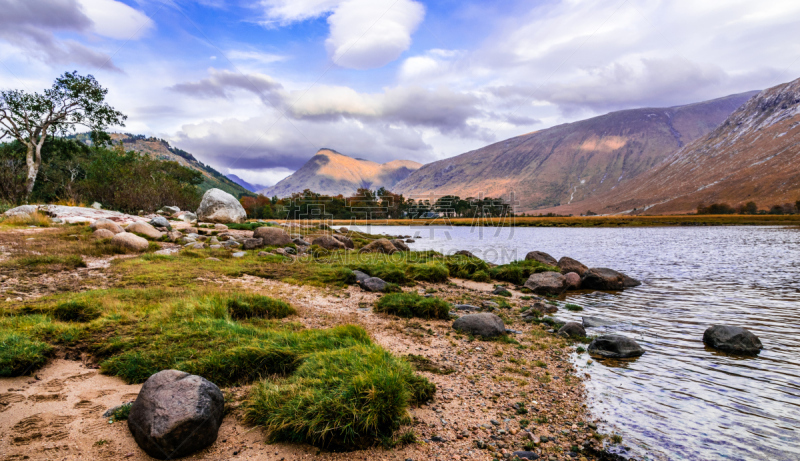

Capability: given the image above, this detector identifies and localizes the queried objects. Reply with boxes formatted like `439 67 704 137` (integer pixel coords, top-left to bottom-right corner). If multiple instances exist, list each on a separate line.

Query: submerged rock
582 316 618 328
128 370 224 460
523 272 567 295
588 334 645 358
703 325 763 355
452 313 506 337
581 268 640 291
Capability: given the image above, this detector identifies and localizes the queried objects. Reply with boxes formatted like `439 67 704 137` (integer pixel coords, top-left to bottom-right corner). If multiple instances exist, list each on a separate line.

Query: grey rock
391 239 410 251
557 257 588 276
195 188 247 223
242 238 263 250
92 229 115 239
160 206 180 215
492 286 512 297
90 218 124 234
180 212 198 224
512 451 540 460
588 334 645 358
91 202 102 209
358 277 390 292
128 370 224 460
293 238 310 246
333 234 355 249
455 304 480 311
482 301 499 309
558 322 586 338
360 238 398 254
581 268 640 291
126 222 163 240
312 235 345 250
111 232 149 252
525 251 557 266
452 313 506 338
353 270 370 283
703 325 763 355
405 239 415 243
582 316 618 328
523 272 567 295
254 227 292 246
149 216 172 230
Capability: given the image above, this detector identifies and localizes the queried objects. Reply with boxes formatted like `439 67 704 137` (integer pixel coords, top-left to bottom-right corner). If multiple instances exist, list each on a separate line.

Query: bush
0 331 52 377
226 295 296 320
489 259 557 285
407 263 449 283
374 293 451 319
445 255 489 280
471 270 491 283
53 300 101 322
245 344 433 449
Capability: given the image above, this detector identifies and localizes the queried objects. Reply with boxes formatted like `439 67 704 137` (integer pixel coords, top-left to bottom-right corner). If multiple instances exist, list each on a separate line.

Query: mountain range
225 174 266 193
258 149 421 197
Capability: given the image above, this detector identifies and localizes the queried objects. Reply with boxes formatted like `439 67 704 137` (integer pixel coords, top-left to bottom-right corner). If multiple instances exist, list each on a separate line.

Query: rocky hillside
259 149 422 197
394 91 758 209
80 133 253 198
225 174 266 193
542 78 800 215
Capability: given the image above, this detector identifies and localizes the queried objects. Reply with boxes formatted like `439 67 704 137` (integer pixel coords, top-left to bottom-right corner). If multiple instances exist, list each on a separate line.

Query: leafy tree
0 71 126 200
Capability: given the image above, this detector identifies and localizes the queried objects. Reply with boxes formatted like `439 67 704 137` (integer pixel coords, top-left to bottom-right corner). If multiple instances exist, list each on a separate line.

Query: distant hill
259 149 422 197
225 174 266 193
74 133 253 198
541 77 800 215
394 91 758 210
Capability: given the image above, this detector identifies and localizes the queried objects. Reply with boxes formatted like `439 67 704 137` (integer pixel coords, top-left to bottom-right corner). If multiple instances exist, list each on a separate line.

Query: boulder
623 274 642 288
557 257 588 276
90 218 124 234
587 335 645 358
160 206 180 215
313 235 345 250
195 188 247 223
481 301 499 309
149 216 172 230
332 234 355 249
243 238 264 250
165 231 182 242
111 232 149 252
703 325 763 355
582 316 618 328
92 229 115 239
126 222 163 240
523 272 567 295
353 270 370 283
179 212 198 224
4 205 38 218
293 238 310 246
564 272 581 290
558 322 586 338
391 239 410 251
525 251 557 266
253 227 292 246
214 224 228 231
405 239 415 243
91 202 102 209
338 227 350 234
358 277 390 292
581 268 632 291
452 313 506 338
455 304 481 311
128 370 224 460
360 238 398 254
492 286 512 297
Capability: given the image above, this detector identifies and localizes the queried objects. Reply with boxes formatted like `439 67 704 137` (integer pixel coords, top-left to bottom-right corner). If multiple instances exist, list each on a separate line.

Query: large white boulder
111 232 149 252
4 205 38 218
196 189 246 224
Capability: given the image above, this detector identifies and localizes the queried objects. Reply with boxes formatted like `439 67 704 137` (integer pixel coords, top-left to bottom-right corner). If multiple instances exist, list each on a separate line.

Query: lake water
347 224 800 461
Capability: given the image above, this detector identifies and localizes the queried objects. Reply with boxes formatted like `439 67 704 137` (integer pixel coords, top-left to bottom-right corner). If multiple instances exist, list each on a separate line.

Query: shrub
0 331 52 377
490 259 557 285
444 255 489 279
245 344 434 448
374 293 451 320
407 263 449 283
227 295 296 320
53 300 101 322
471 270 491 282
109 402 132 422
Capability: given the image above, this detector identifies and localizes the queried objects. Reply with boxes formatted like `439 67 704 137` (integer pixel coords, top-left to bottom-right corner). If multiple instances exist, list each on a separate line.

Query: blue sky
2 0 800 186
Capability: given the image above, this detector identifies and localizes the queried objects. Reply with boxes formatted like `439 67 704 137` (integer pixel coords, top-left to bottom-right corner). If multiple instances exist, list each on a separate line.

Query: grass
0 330 53 377
374 292 451 319
405 354 455 375
2 254 86 273
53 300 101 322
489 259 558 285
226 294 296 320
565 303 583 311
0 211 52 228
109 402 132 422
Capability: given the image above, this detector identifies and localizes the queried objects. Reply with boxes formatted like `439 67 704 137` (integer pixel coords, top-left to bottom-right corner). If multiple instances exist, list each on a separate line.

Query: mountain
101 134 253 198
259 149 422 197
225 174 266 193
393 91 759 210
540 78 800 215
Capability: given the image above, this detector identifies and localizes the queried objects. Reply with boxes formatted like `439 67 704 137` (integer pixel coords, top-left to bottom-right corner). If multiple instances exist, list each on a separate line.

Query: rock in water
557 257 588 276
360 238 398 254
128 370 224 460
358 277 390 292
525 251 558 266
558 322 586 338
452 313 506 337
149 216 172 230
564 272 581 290
582 316 617 328
90 218 124 234
126 222 164 240
581 268 625 290
253 227 292 246
588 334 645 358
523 272 568 295
312 235 345 250
111 232 149 252
195 188 247 223
391 239 410 251
703 325 763 355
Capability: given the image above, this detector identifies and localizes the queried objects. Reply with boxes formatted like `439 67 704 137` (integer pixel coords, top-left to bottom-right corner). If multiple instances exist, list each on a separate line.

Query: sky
1 0 799 186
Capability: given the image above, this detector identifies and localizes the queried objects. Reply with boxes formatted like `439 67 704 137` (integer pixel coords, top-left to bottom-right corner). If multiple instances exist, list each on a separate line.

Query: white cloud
226 167 294 187
77 0 154 40
261 0 424 69
227 50 287 64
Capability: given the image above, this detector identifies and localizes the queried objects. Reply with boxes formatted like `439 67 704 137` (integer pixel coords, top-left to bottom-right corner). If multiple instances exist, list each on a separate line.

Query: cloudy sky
2 0 799 186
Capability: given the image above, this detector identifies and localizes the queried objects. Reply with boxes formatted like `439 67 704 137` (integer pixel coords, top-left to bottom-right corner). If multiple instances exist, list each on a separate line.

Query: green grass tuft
489 260 558 285
374 292 451 319
565 303 583 311
226 294 296 320
53 300 101 322
0 331 52 377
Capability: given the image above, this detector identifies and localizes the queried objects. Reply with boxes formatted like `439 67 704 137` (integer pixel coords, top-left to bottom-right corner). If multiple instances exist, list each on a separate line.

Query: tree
0 71 126 201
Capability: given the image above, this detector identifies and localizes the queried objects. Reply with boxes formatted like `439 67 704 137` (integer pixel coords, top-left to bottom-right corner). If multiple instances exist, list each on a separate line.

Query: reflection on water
350 224 800 461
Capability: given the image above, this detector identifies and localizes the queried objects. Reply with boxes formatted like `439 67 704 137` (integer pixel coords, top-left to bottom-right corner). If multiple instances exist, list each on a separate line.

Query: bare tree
0 71 126 201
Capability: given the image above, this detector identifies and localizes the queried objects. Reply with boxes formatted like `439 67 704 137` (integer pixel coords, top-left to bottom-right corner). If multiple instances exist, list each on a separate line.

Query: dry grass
0 212 52 228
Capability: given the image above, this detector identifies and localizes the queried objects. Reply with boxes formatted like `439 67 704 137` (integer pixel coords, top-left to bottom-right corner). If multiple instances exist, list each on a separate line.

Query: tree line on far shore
697 201 800 215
